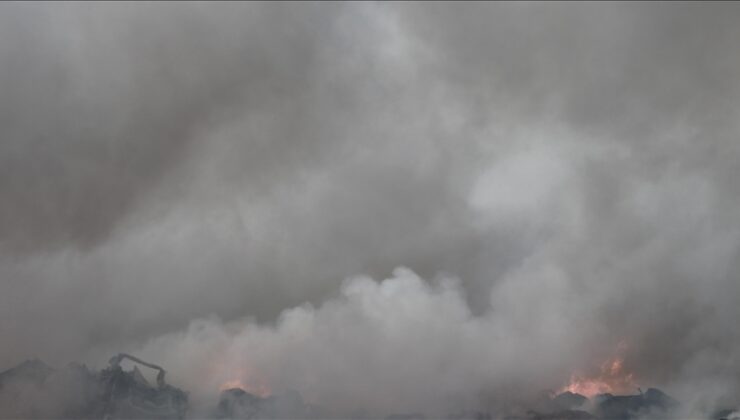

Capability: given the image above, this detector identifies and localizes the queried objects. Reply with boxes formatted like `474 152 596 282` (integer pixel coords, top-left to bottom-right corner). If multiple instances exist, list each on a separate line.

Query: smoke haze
1 2 740 417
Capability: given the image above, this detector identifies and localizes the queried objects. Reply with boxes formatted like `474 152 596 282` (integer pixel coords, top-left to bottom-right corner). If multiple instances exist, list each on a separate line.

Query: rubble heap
0 355 187 419
215 387 324 419
524 388 678 420
1 357 738 419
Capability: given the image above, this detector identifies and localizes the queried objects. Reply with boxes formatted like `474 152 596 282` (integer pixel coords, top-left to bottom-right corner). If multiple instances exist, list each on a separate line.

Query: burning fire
219 377 271 397
560 343 637 397
210 359 272 397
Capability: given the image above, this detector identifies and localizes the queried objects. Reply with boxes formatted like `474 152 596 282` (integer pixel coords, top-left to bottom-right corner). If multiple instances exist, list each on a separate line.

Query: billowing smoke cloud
1 2 740 417
130 266 626 415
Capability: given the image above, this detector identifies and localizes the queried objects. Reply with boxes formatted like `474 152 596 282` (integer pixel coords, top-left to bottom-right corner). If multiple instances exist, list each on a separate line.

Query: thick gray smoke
2 2 740 417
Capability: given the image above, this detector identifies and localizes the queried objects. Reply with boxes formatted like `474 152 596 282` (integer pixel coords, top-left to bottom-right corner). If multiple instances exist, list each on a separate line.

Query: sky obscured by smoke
2 2 740 416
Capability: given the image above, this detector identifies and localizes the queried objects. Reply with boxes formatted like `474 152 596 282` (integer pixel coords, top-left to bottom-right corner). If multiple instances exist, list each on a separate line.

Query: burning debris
559 357 637 399
524 388 679 420
559 343 638 399
215 387 324 419
592 388 677 419
551 392 587 411
0 354 734 419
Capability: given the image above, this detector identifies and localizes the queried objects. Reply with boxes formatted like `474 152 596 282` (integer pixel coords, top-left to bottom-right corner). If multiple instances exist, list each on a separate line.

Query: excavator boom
108 353 167 388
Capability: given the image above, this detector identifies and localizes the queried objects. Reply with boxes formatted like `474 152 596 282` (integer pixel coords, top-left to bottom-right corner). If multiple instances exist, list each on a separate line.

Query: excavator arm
108 353 167 389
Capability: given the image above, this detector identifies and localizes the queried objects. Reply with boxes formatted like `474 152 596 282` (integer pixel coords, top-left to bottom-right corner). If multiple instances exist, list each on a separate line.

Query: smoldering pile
1 355 738 420
519 389 679 420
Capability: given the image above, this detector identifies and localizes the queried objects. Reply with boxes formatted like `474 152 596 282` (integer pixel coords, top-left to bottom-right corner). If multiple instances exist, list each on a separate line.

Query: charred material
551 392 587 411
594 388 677 419
501 389 678 420
215 388 322 419
525 409 595 420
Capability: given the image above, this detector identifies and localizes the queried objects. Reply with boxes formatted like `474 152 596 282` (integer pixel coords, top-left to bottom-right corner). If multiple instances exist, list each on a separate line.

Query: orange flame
210 358 272 398
560 343 637 398
219 377 272 397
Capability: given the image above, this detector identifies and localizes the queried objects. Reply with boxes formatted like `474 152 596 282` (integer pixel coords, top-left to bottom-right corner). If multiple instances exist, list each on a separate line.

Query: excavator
101 353 188 419
107 353 168 389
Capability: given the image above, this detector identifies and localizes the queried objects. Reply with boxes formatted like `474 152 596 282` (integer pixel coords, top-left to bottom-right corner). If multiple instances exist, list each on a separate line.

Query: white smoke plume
1 2 740 418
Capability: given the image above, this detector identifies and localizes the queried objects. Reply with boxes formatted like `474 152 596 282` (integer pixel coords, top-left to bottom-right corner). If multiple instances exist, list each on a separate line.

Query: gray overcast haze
1 1 740 417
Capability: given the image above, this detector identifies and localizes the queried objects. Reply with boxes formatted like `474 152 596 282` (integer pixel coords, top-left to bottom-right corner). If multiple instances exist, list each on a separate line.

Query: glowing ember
560 344 638 397
210 359 273 398
219 377 271 397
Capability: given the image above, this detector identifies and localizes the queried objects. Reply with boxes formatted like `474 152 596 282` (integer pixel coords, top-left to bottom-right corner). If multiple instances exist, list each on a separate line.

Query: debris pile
215 387 324 419
523 388 678 420
0 356 737 419
593 388 677 419
0 355 187 419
